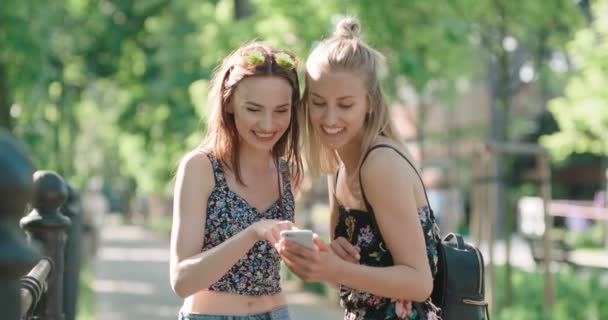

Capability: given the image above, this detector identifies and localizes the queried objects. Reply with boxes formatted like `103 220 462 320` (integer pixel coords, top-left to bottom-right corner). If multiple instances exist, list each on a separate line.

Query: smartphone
280 229 315 250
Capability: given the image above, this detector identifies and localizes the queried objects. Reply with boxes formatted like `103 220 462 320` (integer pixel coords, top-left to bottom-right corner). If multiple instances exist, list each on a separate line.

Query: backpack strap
358 144 434 218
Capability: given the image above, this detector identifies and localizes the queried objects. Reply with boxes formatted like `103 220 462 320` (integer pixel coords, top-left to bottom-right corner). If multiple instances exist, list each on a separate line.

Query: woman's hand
276 234 346 283
249 220 293 245
330 237 360 263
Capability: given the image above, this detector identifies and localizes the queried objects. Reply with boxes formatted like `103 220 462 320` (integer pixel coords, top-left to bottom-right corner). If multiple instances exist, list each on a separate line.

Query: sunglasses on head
220 46 300 99
240 47 299 70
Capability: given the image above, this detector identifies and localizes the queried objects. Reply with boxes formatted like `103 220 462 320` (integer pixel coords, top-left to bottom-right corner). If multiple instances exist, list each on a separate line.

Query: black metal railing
20 258 53 318
1 128 84 320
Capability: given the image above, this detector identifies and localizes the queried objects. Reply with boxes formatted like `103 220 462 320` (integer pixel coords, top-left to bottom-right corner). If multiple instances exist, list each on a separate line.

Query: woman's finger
283 239 316 259
283 257 318 282
335 246 358 263
281 247 315 271
283 261 308 280
313 234 330 252
330 241 350 260
271 228 282 244
266 231 278 246
335 237 360 260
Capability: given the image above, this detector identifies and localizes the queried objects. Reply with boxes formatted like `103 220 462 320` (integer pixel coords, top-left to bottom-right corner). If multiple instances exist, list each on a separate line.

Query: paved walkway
93 221 343 320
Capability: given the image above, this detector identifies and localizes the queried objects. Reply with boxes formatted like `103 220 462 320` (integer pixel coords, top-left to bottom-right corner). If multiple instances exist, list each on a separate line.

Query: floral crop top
202 153 294 296
334 205 441 320
333 144 443 320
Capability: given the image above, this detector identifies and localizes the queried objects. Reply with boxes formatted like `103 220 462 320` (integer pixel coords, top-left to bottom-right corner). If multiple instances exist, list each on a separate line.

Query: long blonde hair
200 41 303 185
301 17 400 176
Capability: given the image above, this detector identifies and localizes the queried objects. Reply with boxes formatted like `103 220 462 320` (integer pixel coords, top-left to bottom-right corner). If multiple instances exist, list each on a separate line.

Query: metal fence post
0 129 40 320
20 171 71 320
62 185 82 320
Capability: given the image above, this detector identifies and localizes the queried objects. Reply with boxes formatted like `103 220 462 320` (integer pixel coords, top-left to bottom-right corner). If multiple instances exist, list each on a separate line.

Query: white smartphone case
280 230 315 250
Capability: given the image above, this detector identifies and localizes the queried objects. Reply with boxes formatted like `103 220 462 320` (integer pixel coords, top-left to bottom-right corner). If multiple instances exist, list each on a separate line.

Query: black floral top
203 153 294 296
334 204 442 320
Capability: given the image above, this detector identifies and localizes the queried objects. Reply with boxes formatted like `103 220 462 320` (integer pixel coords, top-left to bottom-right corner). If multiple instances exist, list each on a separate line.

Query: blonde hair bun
334 17 361 39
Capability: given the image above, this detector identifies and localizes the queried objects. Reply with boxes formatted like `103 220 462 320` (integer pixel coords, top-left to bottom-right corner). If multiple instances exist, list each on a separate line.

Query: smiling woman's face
227 75 293 152
306 69 369 150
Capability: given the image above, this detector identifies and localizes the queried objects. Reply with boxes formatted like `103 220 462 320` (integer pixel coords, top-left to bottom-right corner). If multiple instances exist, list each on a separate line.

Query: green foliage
0 0 591 194
541 0 608 161
564 223 605 249
76 262 96 320
494 266 608 320
355 1 475 91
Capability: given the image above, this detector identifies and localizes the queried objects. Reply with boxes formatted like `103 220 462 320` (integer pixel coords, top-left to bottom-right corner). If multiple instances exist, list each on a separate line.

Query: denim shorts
178 305 290 320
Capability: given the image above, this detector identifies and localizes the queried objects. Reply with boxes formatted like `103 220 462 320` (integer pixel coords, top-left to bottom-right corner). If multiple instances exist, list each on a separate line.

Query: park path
93 218 344 320
91 217 608 319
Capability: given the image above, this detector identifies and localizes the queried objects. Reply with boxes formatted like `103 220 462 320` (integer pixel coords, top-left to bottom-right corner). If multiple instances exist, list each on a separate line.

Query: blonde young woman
170 42 303 320
276 18 441 320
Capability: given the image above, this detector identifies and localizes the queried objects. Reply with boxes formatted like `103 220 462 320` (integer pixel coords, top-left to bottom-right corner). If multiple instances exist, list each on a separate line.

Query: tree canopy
0 0 592 193
541 0 608 161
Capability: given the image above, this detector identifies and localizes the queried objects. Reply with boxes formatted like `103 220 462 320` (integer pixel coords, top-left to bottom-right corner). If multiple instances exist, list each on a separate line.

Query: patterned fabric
334 205 441 320
203 153 295 296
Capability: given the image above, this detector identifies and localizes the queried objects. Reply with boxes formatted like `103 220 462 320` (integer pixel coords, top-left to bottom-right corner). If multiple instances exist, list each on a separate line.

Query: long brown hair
200 41 303 186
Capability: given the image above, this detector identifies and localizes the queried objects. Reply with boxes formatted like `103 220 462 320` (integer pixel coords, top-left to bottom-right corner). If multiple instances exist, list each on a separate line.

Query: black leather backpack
360 144 490 320
432 233 490 320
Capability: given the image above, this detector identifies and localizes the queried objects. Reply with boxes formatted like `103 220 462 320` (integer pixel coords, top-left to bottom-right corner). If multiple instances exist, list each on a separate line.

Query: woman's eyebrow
244 101 264 108
244 101 290 109
310 92 353 100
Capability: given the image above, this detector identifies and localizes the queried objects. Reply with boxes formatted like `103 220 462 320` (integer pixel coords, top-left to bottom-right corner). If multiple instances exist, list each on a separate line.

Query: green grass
493 265 608 320
283 261 608 320
564 223 606 249
76 263 95 320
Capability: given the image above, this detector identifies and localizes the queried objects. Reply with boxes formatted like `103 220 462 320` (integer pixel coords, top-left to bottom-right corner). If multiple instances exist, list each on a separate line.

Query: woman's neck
337 133 365 175
237 143 274 174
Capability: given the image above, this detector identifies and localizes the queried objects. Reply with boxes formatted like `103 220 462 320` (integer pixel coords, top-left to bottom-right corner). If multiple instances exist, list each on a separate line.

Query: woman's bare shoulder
176 149 215 191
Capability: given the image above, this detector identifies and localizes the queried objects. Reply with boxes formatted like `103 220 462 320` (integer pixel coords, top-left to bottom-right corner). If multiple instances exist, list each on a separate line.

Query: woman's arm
337 148 432 301
279 149 432 302
169 151 291 298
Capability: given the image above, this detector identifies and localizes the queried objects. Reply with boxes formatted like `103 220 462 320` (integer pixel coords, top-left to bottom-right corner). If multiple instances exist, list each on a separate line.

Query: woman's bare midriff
182 290 288 315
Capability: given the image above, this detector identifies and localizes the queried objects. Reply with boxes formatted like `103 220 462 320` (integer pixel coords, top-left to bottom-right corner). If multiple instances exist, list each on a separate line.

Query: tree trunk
577 0 593 23
487 0 513 310
497 40 513 308
418 99 427 164
0 62 12 131
234 0 252 19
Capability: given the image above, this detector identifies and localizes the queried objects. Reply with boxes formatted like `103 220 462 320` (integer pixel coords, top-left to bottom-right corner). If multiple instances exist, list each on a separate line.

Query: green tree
0 0 589 196
541 0 608 161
